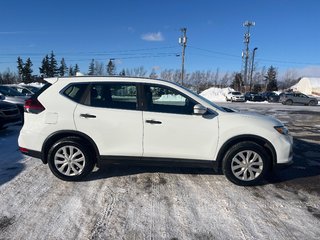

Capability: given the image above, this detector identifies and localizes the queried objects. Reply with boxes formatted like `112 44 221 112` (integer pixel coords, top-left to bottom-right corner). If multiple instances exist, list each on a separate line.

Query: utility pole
179 28 187 86
242 21 255 88
249 47 258 91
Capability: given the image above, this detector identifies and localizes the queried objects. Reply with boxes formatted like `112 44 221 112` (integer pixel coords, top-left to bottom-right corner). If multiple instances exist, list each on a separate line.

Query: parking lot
0 103 319 240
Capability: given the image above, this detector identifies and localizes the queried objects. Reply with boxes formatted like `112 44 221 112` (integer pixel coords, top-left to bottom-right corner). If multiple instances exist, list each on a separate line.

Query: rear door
74 82 143 157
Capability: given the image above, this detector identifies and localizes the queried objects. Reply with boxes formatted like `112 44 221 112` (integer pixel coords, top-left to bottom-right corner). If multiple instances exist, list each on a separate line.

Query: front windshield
232 92 241 95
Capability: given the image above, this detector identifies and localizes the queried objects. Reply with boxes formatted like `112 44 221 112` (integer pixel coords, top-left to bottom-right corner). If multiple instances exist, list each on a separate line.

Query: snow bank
199 87 234 102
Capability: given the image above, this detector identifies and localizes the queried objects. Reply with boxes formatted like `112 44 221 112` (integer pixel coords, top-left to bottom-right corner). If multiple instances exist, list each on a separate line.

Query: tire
48 137 94 181
222 141 271 186
309 100 316 106
285 99 293 105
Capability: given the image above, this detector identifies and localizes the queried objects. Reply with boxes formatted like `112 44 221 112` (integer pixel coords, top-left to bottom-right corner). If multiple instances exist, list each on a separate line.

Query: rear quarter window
62 84 89 103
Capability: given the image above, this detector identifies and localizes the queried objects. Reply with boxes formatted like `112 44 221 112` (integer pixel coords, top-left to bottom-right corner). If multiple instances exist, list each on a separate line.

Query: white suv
18 76 293 186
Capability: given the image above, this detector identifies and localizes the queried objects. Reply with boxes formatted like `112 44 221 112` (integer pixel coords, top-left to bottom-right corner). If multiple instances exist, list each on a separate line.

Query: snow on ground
0 108 320 239
199 87 233 102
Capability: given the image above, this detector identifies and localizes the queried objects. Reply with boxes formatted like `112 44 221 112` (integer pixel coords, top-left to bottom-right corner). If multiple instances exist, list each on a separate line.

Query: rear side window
85 83 138 110
62 84 89 103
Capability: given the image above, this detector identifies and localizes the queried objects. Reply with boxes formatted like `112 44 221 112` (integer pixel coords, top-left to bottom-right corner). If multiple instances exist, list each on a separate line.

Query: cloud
141 32 164 42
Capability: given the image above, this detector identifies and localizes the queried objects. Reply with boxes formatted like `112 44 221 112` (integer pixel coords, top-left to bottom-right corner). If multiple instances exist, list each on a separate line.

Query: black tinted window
88 83 137 110
63 84 88 103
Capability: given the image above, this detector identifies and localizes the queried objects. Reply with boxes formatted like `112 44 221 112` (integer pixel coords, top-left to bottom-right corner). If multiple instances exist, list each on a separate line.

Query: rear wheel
222 141 270 186
309 100 316 106
285 99 293 105
48 137 94 181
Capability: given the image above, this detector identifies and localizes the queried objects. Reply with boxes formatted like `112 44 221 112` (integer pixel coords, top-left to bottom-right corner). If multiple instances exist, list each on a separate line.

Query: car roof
44 76 177 85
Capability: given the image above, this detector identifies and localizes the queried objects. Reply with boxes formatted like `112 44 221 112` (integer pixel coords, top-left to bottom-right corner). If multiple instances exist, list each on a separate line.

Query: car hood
220 110 283 126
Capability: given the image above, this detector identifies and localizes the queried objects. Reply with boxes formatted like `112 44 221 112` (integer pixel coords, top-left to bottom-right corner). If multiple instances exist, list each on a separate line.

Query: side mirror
193 104 207 115
0 94 4 101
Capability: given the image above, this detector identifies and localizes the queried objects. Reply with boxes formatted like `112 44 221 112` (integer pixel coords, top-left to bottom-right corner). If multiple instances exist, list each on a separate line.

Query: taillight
24 98 45 114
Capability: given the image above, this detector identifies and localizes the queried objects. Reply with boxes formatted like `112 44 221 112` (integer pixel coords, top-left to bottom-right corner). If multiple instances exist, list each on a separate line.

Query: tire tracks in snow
90 185 117 240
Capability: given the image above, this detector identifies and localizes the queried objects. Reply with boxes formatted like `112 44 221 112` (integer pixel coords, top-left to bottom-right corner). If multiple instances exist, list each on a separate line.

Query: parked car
280 92 318 106
18 76 293 186
244 92 264 102
0 85 29 118
0 97 21 129
261 91 280 102
225 91 245 102
8 85 35 96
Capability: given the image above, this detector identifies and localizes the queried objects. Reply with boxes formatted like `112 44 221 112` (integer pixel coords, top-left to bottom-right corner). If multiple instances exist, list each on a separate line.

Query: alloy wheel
231 150 263 181
54 145 86 176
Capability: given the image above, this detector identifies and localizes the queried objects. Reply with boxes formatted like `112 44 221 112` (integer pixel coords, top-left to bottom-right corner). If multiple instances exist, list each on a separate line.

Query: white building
291 77 320 95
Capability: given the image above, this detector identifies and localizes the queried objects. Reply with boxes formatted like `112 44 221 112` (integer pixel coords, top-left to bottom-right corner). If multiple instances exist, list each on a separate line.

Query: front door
142 84 219 161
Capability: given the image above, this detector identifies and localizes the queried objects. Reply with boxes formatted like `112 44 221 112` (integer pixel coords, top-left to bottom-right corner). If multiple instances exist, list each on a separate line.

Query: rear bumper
19 147 45 163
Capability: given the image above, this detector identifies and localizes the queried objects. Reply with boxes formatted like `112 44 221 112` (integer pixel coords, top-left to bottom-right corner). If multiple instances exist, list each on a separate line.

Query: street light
249 47 258 91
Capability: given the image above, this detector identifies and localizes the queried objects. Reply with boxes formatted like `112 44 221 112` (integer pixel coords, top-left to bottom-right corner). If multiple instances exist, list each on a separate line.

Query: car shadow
0 125 25 186
84 164 215 182
84 138 320 192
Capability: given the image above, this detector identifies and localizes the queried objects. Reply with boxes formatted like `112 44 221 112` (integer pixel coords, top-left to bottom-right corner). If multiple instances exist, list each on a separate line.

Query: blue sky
1 0 320 78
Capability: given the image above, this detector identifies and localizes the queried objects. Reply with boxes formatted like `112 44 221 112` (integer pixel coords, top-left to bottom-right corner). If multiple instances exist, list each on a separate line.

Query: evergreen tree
69 65 75 76
39 55 50 77
17 56 24 81
16 57 33 83
119 69 126 76
107 60 116 75
58 58 68 77
88 59 95 75
74 64 80 75
49 51 58 77
23 58 33 83
265 66 278 91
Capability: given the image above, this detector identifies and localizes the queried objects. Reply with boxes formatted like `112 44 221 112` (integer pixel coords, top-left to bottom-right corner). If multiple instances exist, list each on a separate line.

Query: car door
74 82 143 157
142 84 219 161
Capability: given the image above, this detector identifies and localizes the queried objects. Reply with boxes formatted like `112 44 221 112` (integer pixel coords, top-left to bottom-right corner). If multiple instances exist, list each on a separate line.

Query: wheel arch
41 130 100 164
216 134 277 171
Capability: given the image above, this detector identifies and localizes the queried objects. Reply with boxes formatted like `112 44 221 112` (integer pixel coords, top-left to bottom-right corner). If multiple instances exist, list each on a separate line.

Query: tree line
0 51 300 93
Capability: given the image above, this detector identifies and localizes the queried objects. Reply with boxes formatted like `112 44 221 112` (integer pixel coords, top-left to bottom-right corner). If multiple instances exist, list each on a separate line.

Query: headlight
274 126 289 135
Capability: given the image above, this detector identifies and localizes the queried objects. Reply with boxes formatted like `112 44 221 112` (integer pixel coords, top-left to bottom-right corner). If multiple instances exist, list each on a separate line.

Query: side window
145 85 196 115
62 84 88 103
89 83 137 110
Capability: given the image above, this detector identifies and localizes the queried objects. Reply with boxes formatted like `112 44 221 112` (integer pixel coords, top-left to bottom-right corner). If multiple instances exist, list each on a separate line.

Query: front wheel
222 141 270 186
48 137 94 181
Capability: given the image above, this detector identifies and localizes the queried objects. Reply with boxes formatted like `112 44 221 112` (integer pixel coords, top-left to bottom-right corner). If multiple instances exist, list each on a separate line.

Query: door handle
146 120 162 124
80 113 96 118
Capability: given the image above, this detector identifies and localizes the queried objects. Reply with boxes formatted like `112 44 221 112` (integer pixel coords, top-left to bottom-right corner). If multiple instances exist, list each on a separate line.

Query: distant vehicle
19 76 293 186
225 91 245 102
261 91 280 102
21 85 41 94
0 85 29 118
280 92 318 106
244 92 264 102
8 85 34 96
0 100 21 129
